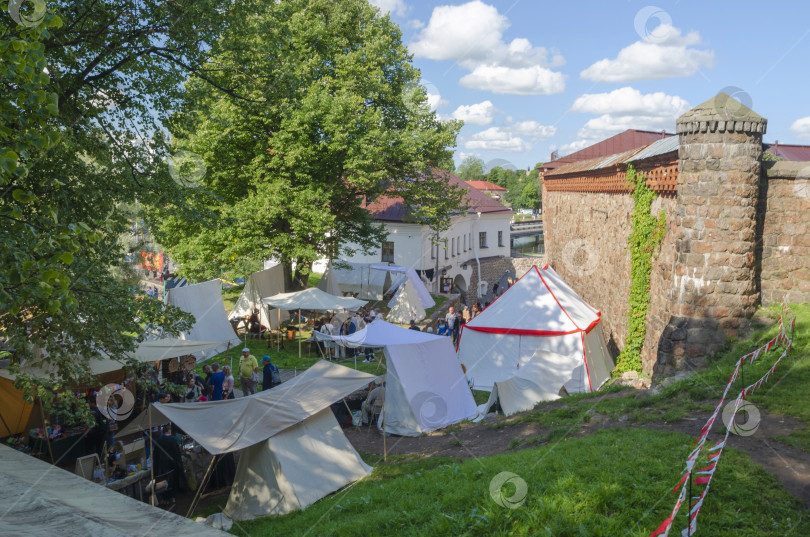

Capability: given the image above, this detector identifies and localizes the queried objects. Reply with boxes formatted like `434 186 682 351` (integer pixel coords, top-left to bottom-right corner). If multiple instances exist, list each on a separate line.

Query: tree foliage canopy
151 0 462 289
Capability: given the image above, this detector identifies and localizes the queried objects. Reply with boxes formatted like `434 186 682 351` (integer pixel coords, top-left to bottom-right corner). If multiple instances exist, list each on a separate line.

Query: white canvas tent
370 264 435 309
150 361 374 519
165 280 241 361
0 444 229 537
457 265 614 395
386 279 426 324
316 260 344 296
315 320 477 436
228 265 288 329
475 349 574 418
330 261 392 300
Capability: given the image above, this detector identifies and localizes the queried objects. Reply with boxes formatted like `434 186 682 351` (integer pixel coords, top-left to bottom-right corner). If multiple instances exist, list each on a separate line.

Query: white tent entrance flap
165 279 241 361
228 265 288 329
457 265 614 394
224 408 371 520
315 321 477 436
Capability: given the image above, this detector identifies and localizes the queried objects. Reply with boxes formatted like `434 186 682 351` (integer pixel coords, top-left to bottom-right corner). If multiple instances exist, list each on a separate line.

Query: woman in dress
222 366 235 400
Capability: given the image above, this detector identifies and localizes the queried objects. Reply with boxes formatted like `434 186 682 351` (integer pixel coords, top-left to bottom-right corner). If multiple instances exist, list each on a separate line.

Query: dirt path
345 404 810 508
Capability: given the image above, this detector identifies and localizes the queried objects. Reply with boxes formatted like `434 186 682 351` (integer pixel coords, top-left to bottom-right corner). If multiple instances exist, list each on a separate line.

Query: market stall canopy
0 338 229 381
0 444 229 537
262 287 366 312
315 321 477 436
152 360 375 454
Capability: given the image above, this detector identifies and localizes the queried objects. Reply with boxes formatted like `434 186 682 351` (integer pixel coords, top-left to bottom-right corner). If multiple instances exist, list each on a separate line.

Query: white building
343 172 513 301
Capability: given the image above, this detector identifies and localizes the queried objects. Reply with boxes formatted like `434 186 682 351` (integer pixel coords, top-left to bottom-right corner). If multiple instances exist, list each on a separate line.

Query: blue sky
370 0 810 171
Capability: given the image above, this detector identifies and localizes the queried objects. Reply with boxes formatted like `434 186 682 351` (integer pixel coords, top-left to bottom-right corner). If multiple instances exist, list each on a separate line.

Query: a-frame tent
457 265 613 395
315 320 477 436
386 279 426 324
316 261 344 296
165 279 241 361
228 265 288 329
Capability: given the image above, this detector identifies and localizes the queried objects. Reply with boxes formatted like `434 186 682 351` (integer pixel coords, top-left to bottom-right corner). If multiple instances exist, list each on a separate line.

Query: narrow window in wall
381 241 394 263
479 232 487 248
431 241 435 259
463 234 467 251
498 230 504 247
451 237 455 256
444 239 449 259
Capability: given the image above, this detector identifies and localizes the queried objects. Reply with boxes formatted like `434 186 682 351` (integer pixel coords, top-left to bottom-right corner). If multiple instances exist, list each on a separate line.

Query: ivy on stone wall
614 165 667 376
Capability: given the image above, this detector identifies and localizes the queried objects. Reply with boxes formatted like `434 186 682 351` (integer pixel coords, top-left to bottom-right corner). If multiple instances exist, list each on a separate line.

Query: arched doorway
453 274 467 292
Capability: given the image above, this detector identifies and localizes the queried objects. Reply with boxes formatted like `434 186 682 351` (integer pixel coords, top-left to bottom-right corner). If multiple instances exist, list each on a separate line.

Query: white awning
262 287 366 311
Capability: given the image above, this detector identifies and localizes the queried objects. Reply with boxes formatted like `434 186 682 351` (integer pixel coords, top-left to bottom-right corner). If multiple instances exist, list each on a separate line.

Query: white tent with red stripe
457 265 613 395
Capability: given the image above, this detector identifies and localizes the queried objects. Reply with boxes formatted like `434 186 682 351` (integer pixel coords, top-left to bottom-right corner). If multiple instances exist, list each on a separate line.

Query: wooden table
106 469 150 501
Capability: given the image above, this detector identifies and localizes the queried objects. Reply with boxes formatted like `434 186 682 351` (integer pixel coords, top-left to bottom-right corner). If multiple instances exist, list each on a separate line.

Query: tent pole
343 398 360 432
38 402 55 465
381 379 387 462
148 404 155 506
186 455 217 518
298 308 302 359
278 308 281 352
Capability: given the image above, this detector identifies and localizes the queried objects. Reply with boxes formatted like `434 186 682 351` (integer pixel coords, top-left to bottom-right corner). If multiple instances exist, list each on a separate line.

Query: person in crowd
462 305 471 323
152 424 188 501
426 326 434 334
452 309 463 345
330 317 345 359
437 318 449 336
185 377 201 402
222 366 235 399
210 363 225 401
445 306 456 335
362 381 385 426
248 309 261 335
261 355 281 391
492 282 500 297
157 392 172 404
200 365 213 398
319 317 334 360
238 347 259 396
409 320 421 331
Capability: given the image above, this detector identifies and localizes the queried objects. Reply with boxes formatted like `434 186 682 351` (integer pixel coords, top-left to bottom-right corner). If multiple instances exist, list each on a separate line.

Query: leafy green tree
456 156 486 183
2 1 227 422
151 0 461 290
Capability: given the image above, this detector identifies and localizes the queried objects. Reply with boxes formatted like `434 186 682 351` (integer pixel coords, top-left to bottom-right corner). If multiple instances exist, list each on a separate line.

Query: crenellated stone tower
656 93 767 371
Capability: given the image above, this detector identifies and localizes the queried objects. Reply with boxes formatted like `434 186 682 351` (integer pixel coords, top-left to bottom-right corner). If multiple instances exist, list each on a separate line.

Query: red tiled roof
541 129 673 171
465 180 507 191
364 171 512 223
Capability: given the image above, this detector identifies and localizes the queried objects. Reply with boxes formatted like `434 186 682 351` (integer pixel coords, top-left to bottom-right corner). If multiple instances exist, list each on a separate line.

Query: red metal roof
541 129 673 171
764 143 810 161
364 171 512 223
465 180 507 191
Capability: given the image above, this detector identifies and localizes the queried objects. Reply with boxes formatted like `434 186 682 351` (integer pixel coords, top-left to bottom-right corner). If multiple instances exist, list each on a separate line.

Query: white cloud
426 91 448 110
571 87 690 117
369 0 408 17
409 1 565 95
581 24 714 82
462 120 556 153
452 100 497 125
460 65 565 95
790 117 810 140
558 88 688 157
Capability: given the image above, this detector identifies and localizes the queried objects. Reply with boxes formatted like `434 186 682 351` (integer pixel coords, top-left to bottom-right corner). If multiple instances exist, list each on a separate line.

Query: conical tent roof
464 265 600 335
386 279 426 324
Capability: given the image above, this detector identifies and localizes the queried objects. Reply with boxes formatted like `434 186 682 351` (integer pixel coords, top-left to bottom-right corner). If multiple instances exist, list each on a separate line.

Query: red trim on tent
582 331 593 392
583 317 601 334
537 266 584 331
463 325 582 337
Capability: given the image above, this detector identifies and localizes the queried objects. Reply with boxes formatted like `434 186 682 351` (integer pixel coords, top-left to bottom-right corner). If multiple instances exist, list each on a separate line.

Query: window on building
381 241 395 263
463 234 467 251
498 230 504 247
479 231 488 248
431 242 435 259
444 239 449 259
469 232 472 248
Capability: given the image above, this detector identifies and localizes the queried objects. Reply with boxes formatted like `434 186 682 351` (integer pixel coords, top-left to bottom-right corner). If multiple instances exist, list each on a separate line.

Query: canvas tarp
166 279 241 361
385 279 426 324
228 265 288 329
475 349 573 418
152 360 375 454
0 377 33 436
457 265 614 394
370 264 435 309
262 287 366 312
0 339 229 381
223 408 371 520
316 261 344 297
0 443 229 537
330 261 392 300
314 321 477 436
